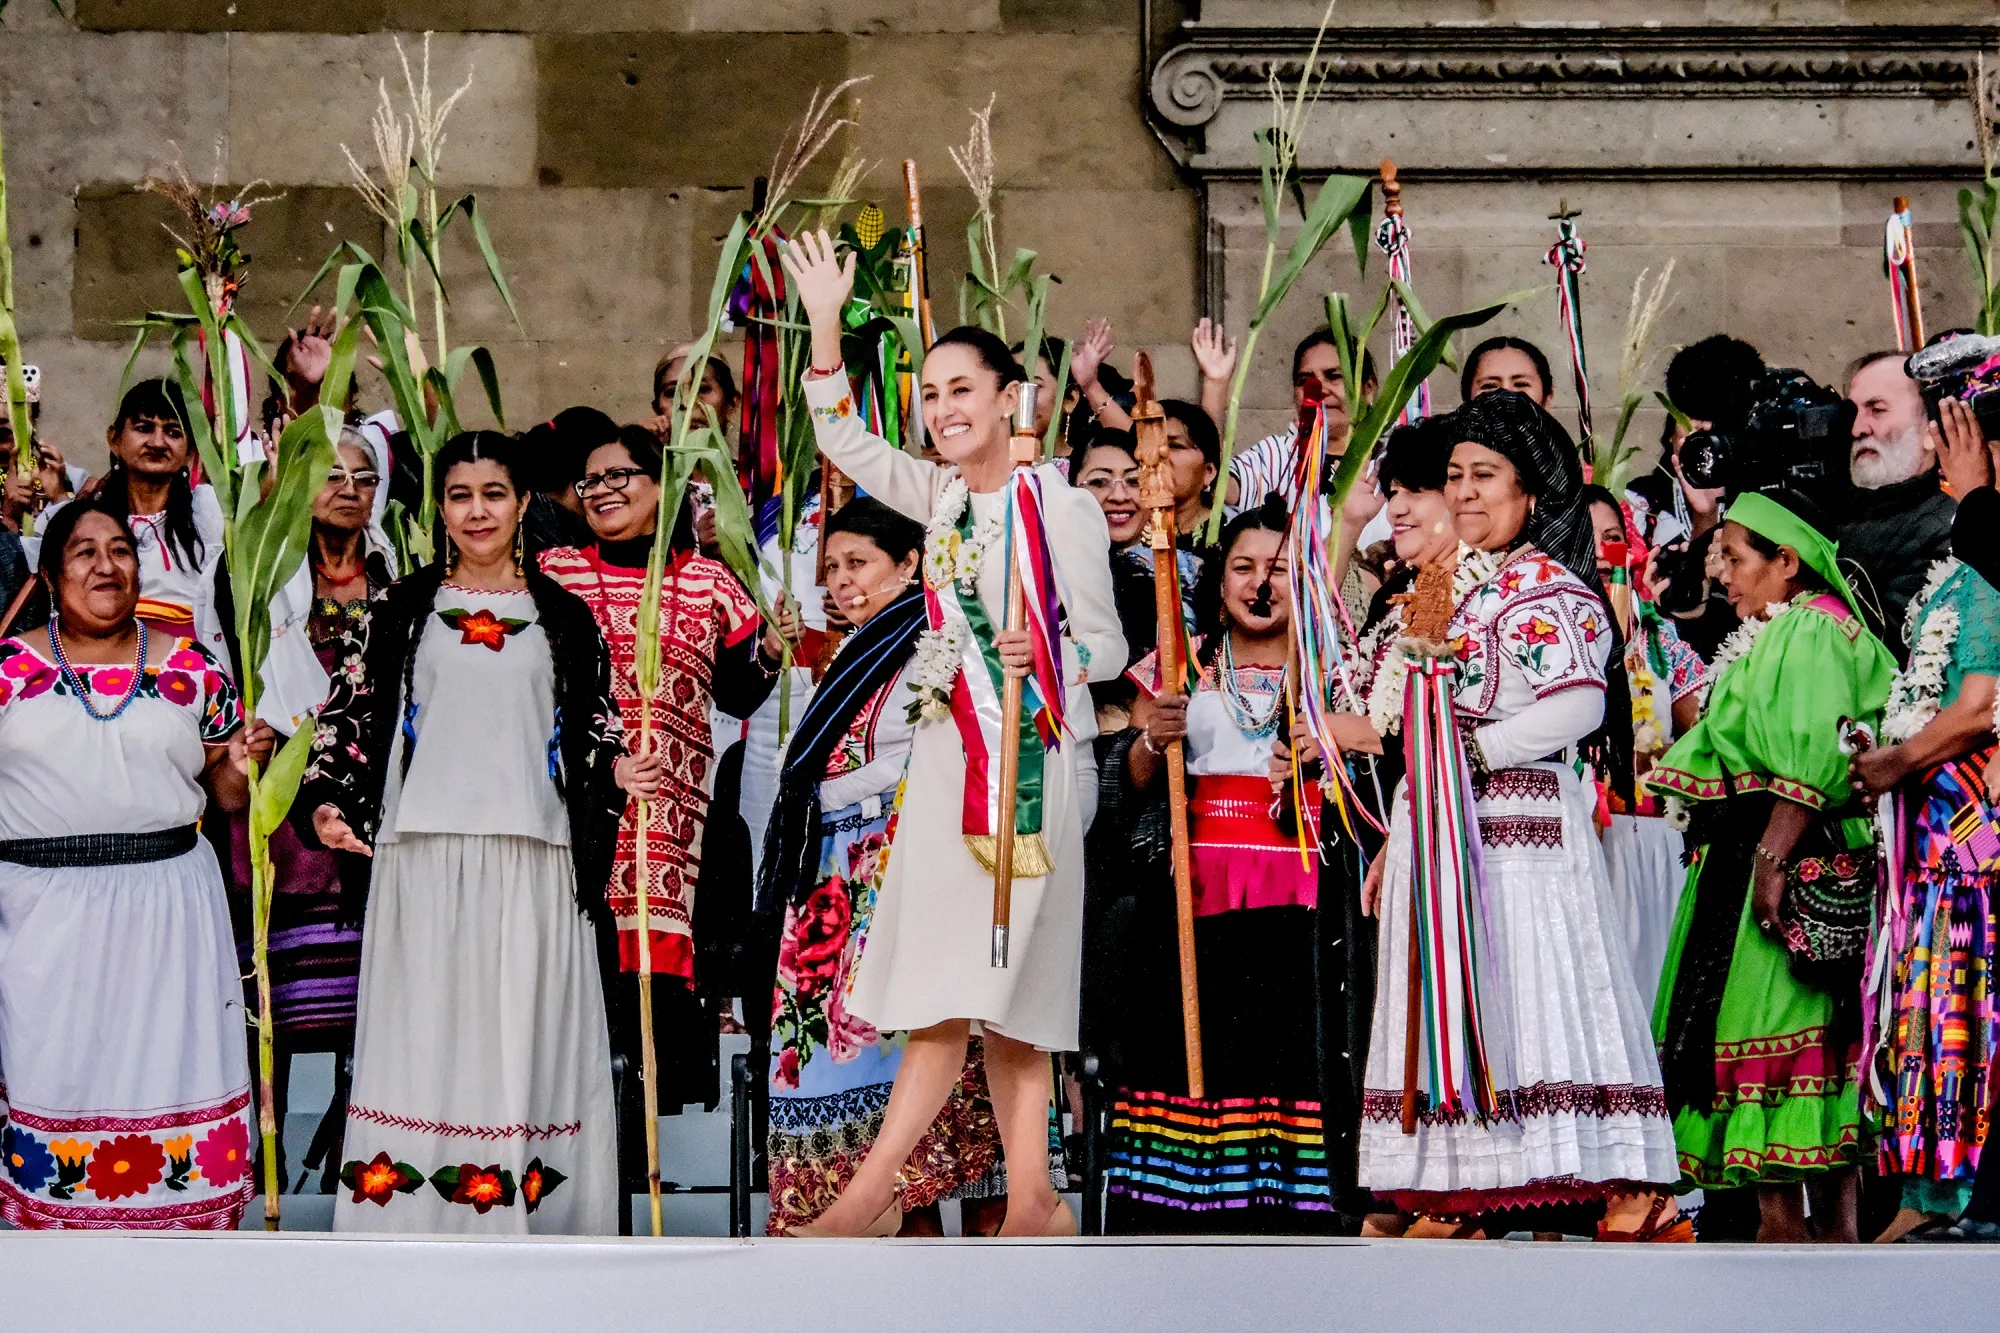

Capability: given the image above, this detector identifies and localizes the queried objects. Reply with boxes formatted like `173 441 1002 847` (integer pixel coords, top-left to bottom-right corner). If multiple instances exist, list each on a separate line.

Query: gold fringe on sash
963 832 1054 878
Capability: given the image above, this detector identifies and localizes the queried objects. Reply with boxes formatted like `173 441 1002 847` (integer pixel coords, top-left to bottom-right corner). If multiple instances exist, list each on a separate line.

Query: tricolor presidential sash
923 471 1068 877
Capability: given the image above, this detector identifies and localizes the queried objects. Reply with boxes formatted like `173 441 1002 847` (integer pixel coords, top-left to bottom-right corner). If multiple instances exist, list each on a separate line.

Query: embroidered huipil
539 542 768 978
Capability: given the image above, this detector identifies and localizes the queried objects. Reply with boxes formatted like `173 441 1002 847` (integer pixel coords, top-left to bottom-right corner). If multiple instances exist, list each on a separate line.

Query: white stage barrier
6 1231 1998 1333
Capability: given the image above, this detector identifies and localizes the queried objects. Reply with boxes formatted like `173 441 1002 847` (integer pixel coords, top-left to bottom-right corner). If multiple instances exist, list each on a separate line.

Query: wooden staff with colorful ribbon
990 380 1040 968
1885 197 1925 352
1375 161 1429 428
1545 202 1594 460
1131 352 1205 1097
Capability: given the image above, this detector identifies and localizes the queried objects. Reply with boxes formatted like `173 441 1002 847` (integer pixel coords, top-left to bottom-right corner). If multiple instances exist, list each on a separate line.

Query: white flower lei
1695 599 1794 708
906 624 964 723
1882 558 1962 745
922 475 1000 598
1363 543 1507 737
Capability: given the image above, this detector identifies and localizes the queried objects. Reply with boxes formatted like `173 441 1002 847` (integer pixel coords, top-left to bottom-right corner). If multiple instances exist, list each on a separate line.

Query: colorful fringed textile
1872 747 1999 1184
1404 653 1500 1120
1884 202 1924 353
1106 1090 1333 1213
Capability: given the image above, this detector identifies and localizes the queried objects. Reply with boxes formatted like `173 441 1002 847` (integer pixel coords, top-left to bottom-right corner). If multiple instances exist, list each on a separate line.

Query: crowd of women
2 224 1999 1247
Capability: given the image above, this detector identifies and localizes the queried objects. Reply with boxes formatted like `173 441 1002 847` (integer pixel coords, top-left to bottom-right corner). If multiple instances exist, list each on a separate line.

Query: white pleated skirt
0 843 254 1229
334 833 617 1235
1601 813 1686 1015
1358 764 1678 1207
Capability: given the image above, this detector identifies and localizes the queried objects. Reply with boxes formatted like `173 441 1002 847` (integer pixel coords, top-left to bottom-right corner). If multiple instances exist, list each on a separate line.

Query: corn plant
1321 283 1518 519
1206 0 1373 543
300 32 518 566
1595 260 1676 490
1963 53 2000 335
124 184 346 1231
0 87 41 524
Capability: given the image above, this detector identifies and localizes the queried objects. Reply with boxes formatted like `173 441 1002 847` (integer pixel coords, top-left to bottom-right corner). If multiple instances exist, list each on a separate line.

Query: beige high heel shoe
1003 1198 1077 1237
784 1199 902 1238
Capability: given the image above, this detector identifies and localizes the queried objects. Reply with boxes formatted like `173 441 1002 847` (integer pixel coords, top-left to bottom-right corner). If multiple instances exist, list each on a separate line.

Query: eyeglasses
1079 473 1140 497
575 467 649 499
326 467 381 492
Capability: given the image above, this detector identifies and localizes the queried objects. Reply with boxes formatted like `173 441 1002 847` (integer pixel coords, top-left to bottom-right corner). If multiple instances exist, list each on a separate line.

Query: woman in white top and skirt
0 500 273 1229
304 432 658 1235
779 232 1126 1236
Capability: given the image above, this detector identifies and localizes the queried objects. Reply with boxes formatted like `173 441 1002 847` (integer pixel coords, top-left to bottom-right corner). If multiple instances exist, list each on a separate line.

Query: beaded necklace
49 615 149 722
1216 631 1283 739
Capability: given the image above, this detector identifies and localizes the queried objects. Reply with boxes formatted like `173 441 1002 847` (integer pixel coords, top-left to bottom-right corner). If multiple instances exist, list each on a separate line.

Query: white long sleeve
803 371 943 522
1473 685 1604 770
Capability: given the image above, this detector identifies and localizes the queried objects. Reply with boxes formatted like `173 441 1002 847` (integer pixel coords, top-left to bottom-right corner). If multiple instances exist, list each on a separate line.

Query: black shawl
754 588 928 915
296 561 627 924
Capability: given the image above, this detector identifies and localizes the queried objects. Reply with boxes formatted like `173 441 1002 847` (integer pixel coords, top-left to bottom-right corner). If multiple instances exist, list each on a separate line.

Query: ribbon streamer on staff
1403 652 1499 1122
1884 198 1925 353
1375 161 1428 427
1545 207 1593 457
1005 466 1067 750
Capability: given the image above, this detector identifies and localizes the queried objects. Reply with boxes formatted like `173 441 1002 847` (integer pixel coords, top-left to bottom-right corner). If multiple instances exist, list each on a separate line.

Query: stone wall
0 0 1198 471
5 1 1998 475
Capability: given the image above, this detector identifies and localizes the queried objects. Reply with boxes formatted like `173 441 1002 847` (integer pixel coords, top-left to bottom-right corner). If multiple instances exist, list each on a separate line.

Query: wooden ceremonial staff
903 159 938 350
990 380 1039 968
633 693 665 1235
1130 353 1205 1096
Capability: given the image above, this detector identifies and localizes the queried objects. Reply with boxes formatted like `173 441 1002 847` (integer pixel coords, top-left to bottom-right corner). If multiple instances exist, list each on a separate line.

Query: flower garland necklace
1364 542 1506 737
1217 630 1284 738
1883 558 1961 745
907 475 1002 724
49 615 149 722
1694 597 1797 709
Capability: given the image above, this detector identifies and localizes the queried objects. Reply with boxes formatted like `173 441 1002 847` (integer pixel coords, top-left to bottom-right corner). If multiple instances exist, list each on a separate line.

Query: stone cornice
1151 24 1995 128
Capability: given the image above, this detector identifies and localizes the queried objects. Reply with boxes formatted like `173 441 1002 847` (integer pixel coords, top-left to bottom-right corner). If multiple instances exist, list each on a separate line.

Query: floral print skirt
0 844 255 1229
765 794 998 1233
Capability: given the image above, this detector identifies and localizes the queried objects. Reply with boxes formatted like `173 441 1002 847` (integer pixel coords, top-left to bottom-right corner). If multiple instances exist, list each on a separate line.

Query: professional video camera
1676 367 1853 502
1906 332 2000 437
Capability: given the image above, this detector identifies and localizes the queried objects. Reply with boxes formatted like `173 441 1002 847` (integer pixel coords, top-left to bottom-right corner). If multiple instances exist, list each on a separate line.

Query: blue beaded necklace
49 615 148 722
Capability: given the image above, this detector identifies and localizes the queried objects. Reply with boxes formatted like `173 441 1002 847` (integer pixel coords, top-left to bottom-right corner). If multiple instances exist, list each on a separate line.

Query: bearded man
1839 349 1956 661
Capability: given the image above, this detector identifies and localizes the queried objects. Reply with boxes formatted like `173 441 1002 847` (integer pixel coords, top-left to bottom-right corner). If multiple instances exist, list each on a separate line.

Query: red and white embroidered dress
540 545 761 978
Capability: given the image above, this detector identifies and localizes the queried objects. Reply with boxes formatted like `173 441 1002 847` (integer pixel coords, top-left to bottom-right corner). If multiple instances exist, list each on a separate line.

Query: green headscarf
1723 490 1861 619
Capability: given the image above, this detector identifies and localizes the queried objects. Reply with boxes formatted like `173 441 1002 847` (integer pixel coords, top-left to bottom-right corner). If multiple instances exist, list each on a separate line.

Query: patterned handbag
1778 823 1876 976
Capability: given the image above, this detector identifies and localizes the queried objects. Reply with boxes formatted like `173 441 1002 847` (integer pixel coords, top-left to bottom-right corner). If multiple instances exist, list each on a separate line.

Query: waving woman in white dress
778 231 1125 1236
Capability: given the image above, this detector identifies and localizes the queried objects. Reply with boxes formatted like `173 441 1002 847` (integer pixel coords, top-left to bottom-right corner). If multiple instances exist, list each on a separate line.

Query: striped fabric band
1105 1089 1334 1212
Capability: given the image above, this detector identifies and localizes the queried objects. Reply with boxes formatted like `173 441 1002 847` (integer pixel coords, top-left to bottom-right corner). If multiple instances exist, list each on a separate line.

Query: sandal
1597 1192 1695 1243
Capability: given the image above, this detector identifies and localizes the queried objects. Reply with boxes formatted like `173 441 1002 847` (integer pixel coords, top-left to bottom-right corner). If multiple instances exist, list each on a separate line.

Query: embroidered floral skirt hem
1658 853 1862 1190
1871 749 2000 1186
765 798 997 1233
0 844 255 1229
1358 765 1679 1212
334 834 617 1235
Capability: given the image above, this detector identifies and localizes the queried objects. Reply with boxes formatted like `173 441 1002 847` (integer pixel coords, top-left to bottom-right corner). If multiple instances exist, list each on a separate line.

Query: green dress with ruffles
1645 592 1895 1189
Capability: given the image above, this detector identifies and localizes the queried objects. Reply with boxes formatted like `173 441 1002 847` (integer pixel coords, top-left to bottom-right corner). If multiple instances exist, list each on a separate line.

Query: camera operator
1839 351 1955 659
1624 335 1763 657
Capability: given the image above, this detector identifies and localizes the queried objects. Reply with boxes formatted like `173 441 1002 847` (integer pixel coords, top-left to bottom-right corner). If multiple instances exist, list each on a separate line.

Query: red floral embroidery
520 1157 567 1214
435 1163 515 1213
1577 611 1602 643
91 666 136 697
789 883 853 1000
1497 569 1525 595
86 1135 166 1201
1514 615 1560 646
164 646 207 672
437 607 530 652
2 650 57 700
194 1119 250 1187
340 1151 423 1206
155 671 198 706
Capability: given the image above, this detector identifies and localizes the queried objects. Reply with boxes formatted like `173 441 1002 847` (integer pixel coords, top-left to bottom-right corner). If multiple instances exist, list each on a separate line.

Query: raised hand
1071 317 1114 391
1933 396 1992 498
1190 317 1238 385
284 305 336 388
779 229 857 373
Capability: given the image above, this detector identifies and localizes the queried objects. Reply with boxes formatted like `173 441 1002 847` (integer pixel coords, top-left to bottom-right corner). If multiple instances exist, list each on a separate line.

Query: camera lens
1679 428 1724 490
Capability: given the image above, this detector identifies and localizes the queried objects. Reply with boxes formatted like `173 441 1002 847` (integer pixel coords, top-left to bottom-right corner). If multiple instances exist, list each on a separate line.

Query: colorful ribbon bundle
1884 200 1925 353
1545 212 1593 454
732 231 787 508
1403 652 1500 1121
927 471 1066 877
1375 212 1429 427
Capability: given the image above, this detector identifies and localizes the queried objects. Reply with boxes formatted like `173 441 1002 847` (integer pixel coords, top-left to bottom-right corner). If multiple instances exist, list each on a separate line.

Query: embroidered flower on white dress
1359 542 1506 737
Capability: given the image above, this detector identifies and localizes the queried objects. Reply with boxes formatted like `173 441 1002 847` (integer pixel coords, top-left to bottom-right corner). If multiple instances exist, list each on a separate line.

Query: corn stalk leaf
249 723 317 846
442 194 524 332
1252 173 1373 329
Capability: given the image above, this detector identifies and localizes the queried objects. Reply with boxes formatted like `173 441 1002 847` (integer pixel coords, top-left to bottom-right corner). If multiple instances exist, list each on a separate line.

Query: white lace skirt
335 833 617 1235
1358 764 1679 1210
1601 813 1687 1015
